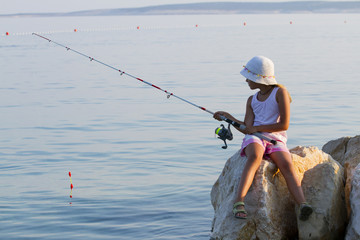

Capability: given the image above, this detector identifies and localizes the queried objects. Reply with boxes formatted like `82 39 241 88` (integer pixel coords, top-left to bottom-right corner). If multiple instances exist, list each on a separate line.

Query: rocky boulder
322 135 360 219
346 163 360 239
322 135 360 240
210 146 346 240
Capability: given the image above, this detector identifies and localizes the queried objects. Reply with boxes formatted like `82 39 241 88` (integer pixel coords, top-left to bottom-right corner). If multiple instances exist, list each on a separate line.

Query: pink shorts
240 133 290 159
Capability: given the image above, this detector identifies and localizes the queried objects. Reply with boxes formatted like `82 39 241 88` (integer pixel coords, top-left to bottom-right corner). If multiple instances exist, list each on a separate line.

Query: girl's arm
244 96 255 128
213 96 252 134
247 88 290 134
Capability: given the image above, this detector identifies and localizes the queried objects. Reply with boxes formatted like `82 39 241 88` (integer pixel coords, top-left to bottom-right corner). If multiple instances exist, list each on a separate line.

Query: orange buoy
6 32 9 36
74 29 77 32
137 26 140 30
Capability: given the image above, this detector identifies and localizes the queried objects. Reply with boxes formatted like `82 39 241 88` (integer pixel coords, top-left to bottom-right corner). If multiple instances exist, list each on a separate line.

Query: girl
213 56 313 221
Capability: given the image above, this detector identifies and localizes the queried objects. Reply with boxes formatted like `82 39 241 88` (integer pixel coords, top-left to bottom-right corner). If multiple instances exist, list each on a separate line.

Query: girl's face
246 79 259 90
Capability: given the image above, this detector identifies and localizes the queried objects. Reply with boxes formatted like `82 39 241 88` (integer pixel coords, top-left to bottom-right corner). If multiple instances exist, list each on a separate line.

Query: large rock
323 136 360 219
346 163 360 240
210 146 346 240
298 158 346 239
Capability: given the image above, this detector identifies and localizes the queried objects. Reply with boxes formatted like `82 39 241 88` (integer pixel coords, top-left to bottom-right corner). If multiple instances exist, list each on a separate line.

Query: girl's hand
244 125 258 134
213 111 228 121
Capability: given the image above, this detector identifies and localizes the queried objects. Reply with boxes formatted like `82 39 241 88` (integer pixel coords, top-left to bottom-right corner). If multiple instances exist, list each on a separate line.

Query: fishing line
32 33 277 147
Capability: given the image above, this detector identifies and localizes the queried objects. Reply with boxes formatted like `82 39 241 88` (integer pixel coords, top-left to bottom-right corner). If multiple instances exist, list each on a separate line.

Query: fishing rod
32 33 277 148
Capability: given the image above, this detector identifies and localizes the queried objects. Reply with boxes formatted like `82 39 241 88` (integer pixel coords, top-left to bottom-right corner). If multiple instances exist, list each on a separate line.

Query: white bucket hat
240 56 277 85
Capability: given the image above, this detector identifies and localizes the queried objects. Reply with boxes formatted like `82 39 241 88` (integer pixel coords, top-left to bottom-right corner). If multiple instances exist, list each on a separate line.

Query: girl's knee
245 143 265 161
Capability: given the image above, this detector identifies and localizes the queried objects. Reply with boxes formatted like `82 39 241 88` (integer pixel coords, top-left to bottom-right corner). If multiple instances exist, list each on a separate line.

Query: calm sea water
1 14 359 239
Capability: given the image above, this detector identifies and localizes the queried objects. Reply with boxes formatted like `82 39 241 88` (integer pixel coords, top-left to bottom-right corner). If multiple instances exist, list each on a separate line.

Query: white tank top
251 87 288 142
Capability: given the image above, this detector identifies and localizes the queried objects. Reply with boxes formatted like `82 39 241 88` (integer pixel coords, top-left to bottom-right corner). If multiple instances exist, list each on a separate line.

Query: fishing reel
215 123 233 149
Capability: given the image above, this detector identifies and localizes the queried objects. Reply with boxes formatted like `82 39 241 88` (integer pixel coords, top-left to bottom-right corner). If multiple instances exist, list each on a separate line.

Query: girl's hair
273 84 292 103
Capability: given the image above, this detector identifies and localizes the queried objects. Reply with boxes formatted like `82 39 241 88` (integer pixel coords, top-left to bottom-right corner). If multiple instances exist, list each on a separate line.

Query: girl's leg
234 143 264 217
269 151 306 204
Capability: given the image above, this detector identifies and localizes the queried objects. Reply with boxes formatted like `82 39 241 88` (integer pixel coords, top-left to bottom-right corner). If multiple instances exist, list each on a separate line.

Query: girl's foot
233 201 247 219
299 202 313 221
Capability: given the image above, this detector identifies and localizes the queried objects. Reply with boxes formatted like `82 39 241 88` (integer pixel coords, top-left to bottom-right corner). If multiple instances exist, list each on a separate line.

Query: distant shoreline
1 1 360 17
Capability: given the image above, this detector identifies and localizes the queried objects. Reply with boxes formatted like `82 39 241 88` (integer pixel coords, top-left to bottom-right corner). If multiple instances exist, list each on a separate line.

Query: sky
0 0 357 14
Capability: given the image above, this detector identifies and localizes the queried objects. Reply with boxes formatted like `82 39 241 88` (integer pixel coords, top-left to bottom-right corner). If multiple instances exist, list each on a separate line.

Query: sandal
299 202 313 221
233 201 247 219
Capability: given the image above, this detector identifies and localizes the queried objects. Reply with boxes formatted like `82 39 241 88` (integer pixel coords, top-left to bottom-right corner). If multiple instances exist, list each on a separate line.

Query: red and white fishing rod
32 33 277 146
